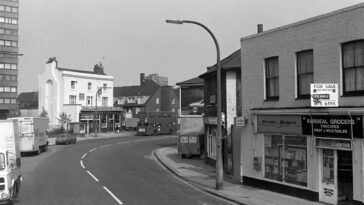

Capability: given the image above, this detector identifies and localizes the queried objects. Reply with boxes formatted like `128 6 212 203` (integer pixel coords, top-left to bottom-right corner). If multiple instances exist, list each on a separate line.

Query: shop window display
265 135 308 186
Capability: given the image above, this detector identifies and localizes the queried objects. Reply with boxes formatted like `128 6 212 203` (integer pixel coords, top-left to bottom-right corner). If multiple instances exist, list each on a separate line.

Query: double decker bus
136 111 177 135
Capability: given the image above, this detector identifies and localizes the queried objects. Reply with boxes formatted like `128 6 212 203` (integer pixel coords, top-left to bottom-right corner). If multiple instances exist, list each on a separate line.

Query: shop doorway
337 150 353 204
320 149 353 205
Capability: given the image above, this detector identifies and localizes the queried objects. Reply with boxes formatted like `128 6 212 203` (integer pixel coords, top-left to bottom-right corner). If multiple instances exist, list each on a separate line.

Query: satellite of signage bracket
310 83 338 107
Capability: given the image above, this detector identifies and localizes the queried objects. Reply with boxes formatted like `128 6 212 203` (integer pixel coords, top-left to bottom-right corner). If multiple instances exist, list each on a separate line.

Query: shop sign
257 115 302 134
203 117 217 125
310 83 338 107
315 138 352 150
80 114 94 120
235 117 246 127
302 115 363 138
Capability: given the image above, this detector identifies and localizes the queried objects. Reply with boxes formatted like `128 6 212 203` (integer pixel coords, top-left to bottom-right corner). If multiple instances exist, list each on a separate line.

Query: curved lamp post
166 19 223 190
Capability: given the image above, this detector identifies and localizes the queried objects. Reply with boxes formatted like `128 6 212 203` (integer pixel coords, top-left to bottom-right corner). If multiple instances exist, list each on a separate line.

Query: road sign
310 83 338 107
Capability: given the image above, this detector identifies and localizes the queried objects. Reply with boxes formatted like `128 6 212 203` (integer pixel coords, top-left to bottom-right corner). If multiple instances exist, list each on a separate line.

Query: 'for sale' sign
311 83 338 107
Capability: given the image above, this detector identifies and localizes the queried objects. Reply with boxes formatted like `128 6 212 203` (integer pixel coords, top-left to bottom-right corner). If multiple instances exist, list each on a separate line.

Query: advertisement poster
311 83 338 107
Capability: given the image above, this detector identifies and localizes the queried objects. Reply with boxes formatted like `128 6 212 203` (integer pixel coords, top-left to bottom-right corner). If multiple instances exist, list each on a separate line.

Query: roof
113 79 160 98
57 67 106 75
199 49 241 78
19 91 38 109
176 77 204 86
241 3 364 41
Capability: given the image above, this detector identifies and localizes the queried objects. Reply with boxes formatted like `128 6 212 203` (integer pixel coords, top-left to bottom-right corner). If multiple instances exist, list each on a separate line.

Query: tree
57 112 72 133
39 107 48 118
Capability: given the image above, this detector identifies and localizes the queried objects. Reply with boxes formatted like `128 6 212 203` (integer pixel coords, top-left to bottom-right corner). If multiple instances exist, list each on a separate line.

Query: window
156 98 159 104
297 50 314 98
102 97 108 107
265 57 279 100
342 40 364 95
69 95 76 104
264 135 307 186
10 75 16 82
10 98 16 104
79 93 84 101
88 82 92 90
172 108 175 112
172 98 175 105
10 87 16 93
86 96 93 106
156 108 160 112
4 98 10 104
71 81 76 89
4 87 10 92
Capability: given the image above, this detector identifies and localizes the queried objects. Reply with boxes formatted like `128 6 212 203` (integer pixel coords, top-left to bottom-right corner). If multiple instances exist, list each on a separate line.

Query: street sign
310 83 338 107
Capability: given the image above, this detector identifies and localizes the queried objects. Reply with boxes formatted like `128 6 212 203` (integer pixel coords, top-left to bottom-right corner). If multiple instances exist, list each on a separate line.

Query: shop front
301 115 363 204
243 113 364 204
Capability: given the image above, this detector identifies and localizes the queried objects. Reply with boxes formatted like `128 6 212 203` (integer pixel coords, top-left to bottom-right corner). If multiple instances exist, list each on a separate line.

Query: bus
136 111 177 135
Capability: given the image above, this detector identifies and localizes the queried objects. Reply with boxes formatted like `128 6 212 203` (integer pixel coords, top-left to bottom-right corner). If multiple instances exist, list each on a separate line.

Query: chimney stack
257 24 263 33
140 73 145 85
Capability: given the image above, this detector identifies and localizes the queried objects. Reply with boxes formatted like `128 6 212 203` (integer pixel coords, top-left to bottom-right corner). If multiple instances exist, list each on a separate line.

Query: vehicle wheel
181 154 186 158
44 144 48 152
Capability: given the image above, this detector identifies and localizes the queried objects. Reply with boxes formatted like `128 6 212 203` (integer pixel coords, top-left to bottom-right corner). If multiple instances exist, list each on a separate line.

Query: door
320 149 338 204
337 150 353 203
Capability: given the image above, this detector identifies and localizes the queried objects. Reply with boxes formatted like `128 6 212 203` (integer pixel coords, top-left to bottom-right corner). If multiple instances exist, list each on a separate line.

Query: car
55 134 77 145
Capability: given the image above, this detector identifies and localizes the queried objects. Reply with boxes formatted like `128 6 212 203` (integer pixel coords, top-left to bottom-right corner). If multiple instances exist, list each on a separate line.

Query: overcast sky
18 0 364 92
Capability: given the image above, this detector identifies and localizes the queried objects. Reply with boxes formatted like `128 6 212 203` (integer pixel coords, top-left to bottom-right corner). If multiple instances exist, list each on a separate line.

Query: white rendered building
38 58 120 133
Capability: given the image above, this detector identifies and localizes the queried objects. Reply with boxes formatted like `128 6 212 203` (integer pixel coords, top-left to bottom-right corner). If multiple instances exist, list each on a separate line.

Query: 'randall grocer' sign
311 83 338 107
302 115 363 138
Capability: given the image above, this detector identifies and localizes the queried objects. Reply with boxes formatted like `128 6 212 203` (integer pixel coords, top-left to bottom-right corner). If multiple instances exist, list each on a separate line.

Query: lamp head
165 19 183 24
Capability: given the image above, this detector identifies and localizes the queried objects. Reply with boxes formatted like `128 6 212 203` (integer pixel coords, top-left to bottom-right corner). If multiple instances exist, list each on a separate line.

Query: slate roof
176 77 204 86
113 79 160 98
199 49 241 78
19 91 38 109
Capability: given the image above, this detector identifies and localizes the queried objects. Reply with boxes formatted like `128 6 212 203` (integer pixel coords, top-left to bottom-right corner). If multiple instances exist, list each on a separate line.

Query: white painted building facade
38 59 114 127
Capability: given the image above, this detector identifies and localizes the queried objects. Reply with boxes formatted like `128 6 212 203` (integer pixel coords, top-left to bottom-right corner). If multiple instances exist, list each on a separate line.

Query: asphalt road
15 134 233 205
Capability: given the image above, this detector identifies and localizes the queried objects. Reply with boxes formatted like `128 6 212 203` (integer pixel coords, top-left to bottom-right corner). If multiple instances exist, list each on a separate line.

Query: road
15 134 234 205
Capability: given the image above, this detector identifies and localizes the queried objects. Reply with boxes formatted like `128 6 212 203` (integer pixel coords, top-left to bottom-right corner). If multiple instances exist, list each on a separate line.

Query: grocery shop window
264 135 307 187
265 57 279 100
342 40 364 95
296 50 314 99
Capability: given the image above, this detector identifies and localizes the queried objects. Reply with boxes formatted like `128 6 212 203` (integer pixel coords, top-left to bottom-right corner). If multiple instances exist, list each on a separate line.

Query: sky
18 0 364 92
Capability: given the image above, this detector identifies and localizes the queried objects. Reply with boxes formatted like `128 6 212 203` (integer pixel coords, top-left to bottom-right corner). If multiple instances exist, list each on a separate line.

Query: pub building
239 3 364 205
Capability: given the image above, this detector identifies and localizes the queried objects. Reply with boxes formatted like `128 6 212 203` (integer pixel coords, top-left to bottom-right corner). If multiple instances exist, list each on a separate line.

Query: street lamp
166 19 223 190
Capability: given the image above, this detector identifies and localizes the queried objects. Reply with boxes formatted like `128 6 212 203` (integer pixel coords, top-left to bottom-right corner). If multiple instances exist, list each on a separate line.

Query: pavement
47 131 134 145
155 147 324 205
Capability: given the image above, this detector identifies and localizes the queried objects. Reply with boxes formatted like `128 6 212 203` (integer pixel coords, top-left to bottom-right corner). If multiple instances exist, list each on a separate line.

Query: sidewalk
48 131 134 145
155 147 323 205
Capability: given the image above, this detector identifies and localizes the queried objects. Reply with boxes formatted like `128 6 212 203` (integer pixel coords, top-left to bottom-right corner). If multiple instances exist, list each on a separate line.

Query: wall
62 72 114 107
240 4 364 202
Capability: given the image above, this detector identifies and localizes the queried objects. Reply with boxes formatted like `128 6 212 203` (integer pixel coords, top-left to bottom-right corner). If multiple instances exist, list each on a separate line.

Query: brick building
240 4 364 204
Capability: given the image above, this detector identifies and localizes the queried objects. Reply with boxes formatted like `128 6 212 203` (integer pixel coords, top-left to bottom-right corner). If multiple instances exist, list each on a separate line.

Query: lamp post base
216 182 223 190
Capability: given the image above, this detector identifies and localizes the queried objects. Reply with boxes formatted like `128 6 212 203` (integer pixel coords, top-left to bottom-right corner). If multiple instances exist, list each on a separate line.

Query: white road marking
80 160 85 169
87 170 99 182
103 186 123 205
99 144 111 148
82 153 87 159
89 148 98 152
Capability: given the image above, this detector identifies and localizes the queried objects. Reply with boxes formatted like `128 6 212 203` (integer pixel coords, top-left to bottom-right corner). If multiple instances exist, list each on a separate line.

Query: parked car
55 134 77 145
